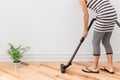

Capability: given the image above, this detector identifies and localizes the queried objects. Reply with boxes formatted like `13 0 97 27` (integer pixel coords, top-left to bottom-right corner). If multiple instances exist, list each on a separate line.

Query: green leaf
7 43 30 61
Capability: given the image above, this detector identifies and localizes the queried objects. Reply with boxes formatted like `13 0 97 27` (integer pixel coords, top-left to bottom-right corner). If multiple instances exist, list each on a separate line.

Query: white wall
0 0 120 61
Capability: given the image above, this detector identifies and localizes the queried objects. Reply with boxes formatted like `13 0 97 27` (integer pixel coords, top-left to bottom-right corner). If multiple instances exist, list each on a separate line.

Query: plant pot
13 61 21 69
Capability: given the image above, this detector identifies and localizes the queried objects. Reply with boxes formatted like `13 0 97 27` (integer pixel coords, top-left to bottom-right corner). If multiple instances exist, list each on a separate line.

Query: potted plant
7 43 30 68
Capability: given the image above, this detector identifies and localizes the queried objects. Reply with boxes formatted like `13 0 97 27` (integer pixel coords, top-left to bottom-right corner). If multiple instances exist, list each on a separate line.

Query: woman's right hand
83 30 88 38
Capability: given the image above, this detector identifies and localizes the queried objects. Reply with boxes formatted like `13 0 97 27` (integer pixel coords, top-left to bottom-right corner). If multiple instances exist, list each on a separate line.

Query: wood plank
39 62 98 80
0 62 120 80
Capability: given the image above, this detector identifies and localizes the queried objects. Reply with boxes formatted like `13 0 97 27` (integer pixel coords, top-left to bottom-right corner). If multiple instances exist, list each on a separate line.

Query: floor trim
0 52 120 62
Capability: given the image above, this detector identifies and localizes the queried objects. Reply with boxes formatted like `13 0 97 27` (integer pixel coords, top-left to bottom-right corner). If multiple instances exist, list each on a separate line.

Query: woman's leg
102 32 114 72
93 55 100 69
92 31 104 69
82 31 104 73
106 54 114 72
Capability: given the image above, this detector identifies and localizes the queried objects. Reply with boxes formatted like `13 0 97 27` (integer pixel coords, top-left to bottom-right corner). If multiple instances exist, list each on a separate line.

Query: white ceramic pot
13 61 21 69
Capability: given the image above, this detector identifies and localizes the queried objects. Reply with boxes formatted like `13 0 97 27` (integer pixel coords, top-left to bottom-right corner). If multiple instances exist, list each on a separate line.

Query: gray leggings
92 31 113 56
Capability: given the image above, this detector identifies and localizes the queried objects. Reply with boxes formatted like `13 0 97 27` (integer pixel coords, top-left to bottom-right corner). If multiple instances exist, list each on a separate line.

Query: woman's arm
79 0 89 37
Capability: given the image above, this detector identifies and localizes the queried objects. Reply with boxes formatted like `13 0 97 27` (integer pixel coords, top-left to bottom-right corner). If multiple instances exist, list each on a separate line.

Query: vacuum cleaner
60 18 120 73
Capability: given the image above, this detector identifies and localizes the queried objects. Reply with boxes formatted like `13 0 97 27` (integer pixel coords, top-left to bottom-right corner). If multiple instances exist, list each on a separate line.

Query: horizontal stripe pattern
87 0 117 32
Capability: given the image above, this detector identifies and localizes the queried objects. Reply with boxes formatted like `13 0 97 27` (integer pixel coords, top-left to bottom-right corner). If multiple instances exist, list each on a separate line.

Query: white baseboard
0 52 120 62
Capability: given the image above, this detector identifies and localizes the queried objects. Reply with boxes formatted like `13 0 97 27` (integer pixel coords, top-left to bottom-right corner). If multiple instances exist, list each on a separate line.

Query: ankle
107 64 113 68
92 65 99 70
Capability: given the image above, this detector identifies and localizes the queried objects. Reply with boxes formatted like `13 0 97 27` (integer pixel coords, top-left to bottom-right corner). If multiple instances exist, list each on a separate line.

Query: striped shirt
87 0 117 32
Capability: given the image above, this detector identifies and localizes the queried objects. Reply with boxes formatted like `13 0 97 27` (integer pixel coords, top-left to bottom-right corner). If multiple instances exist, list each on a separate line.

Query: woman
79 0 117 74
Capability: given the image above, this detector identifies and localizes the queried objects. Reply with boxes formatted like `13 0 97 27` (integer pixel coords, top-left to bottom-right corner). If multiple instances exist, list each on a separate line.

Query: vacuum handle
81 18 96 43
66 18 96 67
87 18 96 31
116 20 120 27
80 37 85 43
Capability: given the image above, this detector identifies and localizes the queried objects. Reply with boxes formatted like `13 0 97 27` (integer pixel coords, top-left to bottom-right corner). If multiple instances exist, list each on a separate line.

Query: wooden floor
0 62 120 80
